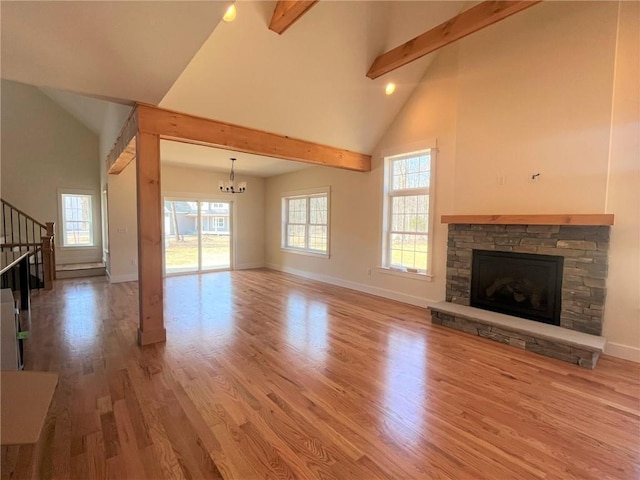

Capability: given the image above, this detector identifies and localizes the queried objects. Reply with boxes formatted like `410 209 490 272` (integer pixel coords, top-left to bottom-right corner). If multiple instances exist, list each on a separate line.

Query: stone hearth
431 216 612 368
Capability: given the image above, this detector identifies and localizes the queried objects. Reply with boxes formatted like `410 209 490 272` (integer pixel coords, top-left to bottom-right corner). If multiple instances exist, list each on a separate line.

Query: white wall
265 1 640 361
100 103 135 280
1 80 102 265
602 1 640 362
162 163 265 270
452 2 617 213
106 160 138 282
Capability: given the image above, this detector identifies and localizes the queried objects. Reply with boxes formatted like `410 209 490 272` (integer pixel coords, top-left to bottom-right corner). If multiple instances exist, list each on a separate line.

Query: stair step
57 262 105 271
56 263 106 279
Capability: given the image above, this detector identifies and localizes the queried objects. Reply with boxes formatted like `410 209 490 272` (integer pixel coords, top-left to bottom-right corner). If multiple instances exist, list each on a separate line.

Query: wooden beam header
441 214 614 226
269 0 318 34
136 104 371 172
106 106 138 174
367 1 541 79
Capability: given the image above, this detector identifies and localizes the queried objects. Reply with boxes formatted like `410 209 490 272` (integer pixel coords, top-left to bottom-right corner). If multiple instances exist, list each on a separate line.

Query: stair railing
1 199 55 291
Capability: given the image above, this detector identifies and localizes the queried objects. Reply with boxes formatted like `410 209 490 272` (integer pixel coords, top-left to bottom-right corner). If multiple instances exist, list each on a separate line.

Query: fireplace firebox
470 250 563 325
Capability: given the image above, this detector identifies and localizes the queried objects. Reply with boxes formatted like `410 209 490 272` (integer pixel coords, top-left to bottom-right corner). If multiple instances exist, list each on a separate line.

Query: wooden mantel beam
136 104 371 172
441 214 614 226
269 0 318 35
367 0 542 79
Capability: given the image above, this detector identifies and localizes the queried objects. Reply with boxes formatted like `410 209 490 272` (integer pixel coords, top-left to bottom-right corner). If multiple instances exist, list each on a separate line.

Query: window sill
281 247 330 259
375 266 433 282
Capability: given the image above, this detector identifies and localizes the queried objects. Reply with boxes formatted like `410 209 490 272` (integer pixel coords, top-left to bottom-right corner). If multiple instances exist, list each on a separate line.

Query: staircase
1 199 56 291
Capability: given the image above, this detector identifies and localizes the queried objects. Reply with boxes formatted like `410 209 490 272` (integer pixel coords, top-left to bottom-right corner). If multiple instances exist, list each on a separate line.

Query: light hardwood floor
2 269 639 479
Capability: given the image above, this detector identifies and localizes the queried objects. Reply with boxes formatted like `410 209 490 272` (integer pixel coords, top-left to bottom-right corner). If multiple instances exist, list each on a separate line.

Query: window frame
281 186 331 258
58 189 98 248
380 147 436 279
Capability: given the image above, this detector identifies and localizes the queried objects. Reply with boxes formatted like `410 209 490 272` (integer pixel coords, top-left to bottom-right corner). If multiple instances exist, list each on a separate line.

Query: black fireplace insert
470 250 563 325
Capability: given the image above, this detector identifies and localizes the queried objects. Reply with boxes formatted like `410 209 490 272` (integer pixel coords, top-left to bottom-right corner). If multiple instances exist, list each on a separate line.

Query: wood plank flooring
2 269 639 479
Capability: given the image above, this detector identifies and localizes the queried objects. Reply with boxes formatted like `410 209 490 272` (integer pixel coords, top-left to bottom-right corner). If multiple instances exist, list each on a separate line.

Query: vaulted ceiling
1 1 468 175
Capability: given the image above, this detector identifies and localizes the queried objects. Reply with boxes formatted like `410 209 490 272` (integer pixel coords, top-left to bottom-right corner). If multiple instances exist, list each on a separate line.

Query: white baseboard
266 263 436 308
235 262 265 270
604 342 640 363
107 272 138 284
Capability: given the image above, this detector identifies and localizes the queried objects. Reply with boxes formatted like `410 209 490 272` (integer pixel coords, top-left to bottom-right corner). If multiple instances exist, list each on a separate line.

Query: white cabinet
1 288 23 370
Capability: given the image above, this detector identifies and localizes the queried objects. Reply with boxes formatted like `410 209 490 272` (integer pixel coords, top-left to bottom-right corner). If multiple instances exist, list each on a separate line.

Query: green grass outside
390 238 428 271
164 234 230 270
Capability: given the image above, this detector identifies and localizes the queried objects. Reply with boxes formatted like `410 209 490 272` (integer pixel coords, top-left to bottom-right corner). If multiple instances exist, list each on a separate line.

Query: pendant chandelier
218 158 246 194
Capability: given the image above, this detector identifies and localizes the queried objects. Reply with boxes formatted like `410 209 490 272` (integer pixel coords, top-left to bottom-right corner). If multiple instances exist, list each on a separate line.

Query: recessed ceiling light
385 83 396 95
223 4 237 22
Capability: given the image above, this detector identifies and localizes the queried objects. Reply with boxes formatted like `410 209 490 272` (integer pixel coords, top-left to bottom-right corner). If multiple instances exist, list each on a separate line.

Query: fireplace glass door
470 250 563 325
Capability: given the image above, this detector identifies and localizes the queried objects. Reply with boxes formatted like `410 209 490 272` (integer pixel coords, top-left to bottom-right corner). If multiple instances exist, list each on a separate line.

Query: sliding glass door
163 199 231 275
201 202 231 270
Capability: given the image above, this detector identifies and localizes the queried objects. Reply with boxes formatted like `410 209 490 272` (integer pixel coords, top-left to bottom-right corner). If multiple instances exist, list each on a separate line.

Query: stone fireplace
429 214 613 368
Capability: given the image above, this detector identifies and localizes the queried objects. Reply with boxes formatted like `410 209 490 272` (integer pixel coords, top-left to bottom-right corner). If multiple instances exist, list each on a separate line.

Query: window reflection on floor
384 328 426 445
286 292 328 365
164 273 234 344
61 282 99 352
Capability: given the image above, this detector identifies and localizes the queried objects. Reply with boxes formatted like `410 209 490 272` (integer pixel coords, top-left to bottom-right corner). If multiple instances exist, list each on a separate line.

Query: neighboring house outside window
60 192 94 247
282 187 330 256
202 216 227 233
382 149 434 276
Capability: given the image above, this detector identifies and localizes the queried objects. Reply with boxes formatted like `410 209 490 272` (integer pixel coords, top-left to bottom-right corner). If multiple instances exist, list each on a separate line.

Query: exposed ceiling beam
269 0 319 35
107 107 138 174
139 104 370 171
367 0 542 79
108 104 371 174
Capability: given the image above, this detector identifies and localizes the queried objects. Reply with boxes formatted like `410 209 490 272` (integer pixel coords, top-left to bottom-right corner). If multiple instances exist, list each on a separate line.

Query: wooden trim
367 1 541 79
106 107 138 175
136 104 371 172
269 0 318 34
440 214 615 226
135 132 165 345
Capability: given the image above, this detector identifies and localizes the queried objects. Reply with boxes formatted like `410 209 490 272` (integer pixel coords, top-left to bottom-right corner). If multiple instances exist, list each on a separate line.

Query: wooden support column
135 131 166 346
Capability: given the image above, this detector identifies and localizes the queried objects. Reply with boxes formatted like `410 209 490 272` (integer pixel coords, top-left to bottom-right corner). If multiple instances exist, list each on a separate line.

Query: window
202 216 226 232
282 188 330 255
382 151 433 275
61 193 94 246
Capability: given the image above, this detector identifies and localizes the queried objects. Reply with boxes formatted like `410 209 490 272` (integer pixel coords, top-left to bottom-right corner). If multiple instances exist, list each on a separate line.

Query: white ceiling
161 141 310 177
161 1 464 154
39 87 118 135
1 0 466 176
1 1 227 104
